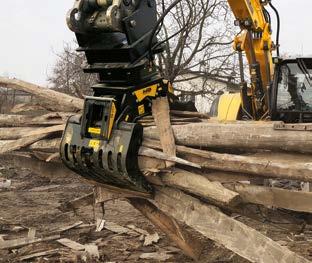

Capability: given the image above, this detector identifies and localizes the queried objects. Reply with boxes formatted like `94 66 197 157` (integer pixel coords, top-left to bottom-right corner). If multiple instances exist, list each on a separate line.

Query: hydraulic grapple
60 0 172 195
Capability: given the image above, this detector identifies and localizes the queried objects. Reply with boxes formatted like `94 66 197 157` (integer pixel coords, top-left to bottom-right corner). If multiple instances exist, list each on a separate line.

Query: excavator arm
59 0 280 195
216 0 276 121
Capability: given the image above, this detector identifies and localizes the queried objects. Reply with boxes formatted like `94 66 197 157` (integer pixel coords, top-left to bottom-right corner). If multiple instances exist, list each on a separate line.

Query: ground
0 160 311 262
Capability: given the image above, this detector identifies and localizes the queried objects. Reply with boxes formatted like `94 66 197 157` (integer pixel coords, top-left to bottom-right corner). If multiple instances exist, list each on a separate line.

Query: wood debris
18 249 60 261
0 77 312 262
139 251 173 261
57 238 85 251
0 234 60 249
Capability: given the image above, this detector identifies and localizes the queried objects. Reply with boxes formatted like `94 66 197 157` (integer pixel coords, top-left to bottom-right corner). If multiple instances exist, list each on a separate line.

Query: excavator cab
271 58 312 123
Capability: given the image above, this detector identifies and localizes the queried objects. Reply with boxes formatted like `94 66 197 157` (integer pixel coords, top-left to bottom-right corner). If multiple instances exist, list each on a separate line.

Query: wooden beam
160 168 241 206
28 138 61 152
143 139 312 183
170 110 210 119
0 127 42 140
225 183 312 213
0 77 83 112
144 121 312 154
0 125 64 155
155 187 310 263
152 97 176 167
139 147 200 169
0 112 69 127
128 198 203 260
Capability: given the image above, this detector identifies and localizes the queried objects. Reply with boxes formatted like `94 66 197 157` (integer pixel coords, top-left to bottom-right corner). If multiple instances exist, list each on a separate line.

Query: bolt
130 20 136 27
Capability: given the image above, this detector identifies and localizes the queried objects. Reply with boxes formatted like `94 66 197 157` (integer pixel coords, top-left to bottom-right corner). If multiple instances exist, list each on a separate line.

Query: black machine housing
60 0 169 195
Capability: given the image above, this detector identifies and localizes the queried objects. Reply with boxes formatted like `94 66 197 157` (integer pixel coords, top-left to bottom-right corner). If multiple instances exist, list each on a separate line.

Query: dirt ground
0 159 311 262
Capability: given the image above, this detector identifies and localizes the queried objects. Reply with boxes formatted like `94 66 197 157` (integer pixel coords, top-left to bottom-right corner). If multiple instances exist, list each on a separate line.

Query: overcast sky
0 0 311 85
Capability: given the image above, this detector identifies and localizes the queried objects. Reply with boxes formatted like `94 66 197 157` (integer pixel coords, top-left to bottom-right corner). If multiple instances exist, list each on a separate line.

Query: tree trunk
0 77 83 112
144 122 312 153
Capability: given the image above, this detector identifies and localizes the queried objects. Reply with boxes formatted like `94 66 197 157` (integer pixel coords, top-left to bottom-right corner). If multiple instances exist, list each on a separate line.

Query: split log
152 97 176 167
10 103 47 114
0 125 65 155
144 122 312 154
225 183 312 213
0 77 83 112
0 127 42 140
28 138 61 152
139 147 200 168
1 153 75 179
0 112 69 127
160 169 241 206
170 110 210 119
128 198 203 260
143 139 312 183
155 187 310 263
139 117 202 123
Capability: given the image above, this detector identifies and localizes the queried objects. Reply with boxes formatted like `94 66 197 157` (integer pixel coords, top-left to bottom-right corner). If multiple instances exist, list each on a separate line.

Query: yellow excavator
60 0 312 195
212 0 312 123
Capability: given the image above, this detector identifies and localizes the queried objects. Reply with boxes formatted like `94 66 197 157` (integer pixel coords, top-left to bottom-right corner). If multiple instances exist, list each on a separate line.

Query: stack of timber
0 77 312 262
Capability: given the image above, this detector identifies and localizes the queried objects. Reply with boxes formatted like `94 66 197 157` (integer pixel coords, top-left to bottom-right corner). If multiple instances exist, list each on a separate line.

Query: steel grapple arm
60 0 172 195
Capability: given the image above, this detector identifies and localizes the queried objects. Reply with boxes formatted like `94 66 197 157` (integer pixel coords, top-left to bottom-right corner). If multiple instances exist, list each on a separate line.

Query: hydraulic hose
269 2 280 57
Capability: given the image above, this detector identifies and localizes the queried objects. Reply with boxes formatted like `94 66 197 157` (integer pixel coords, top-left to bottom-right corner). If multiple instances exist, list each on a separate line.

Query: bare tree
49 0 238 100
156 0 239 97
48 43 97 98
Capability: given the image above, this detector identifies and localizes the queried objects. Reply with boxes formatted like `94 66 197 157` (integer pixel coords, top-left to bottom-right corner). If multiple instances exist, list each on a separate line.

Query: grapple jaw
60 114 153 195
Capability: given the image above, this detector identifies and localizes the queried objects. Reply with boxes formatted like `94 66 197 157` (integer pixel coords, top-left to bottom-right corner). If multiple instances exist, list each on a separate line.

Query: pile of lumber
0 77 312 262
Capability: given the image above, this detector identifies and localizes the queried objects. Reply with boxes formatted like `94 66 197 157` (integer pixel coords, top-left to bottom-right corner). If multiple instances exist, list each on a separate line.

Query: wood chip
96 219 106 232
104 222 134 235
144 233 160 246
139 147 201 169
139 252 173 261
84 244 100 259
53 221 83 233
0 180 11 189
126 225 149 236
57 238 85 251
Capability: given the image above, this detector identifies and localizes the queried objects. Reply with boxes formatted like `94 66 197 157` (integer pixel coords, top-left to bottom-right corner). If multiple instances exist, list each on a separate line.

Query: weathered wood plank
0 235 60 249
155 187 310 263
226 183 312 213
0 77 83 112
128 198 203 260
160 168 241 206
0 125 65 155
143 139 312 183
152 97 176 167
144 121 312 153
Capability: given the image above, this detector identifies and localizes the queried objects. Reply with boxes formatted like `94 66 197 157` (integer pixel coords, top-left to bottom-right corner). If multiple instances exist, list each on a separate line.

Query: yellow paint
107 102 117 139
217 93 242 121
134 85 158 102
89 139 100 149
88 127 101 135
227 0 274 115
138 104 145 115
119 145 124 153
